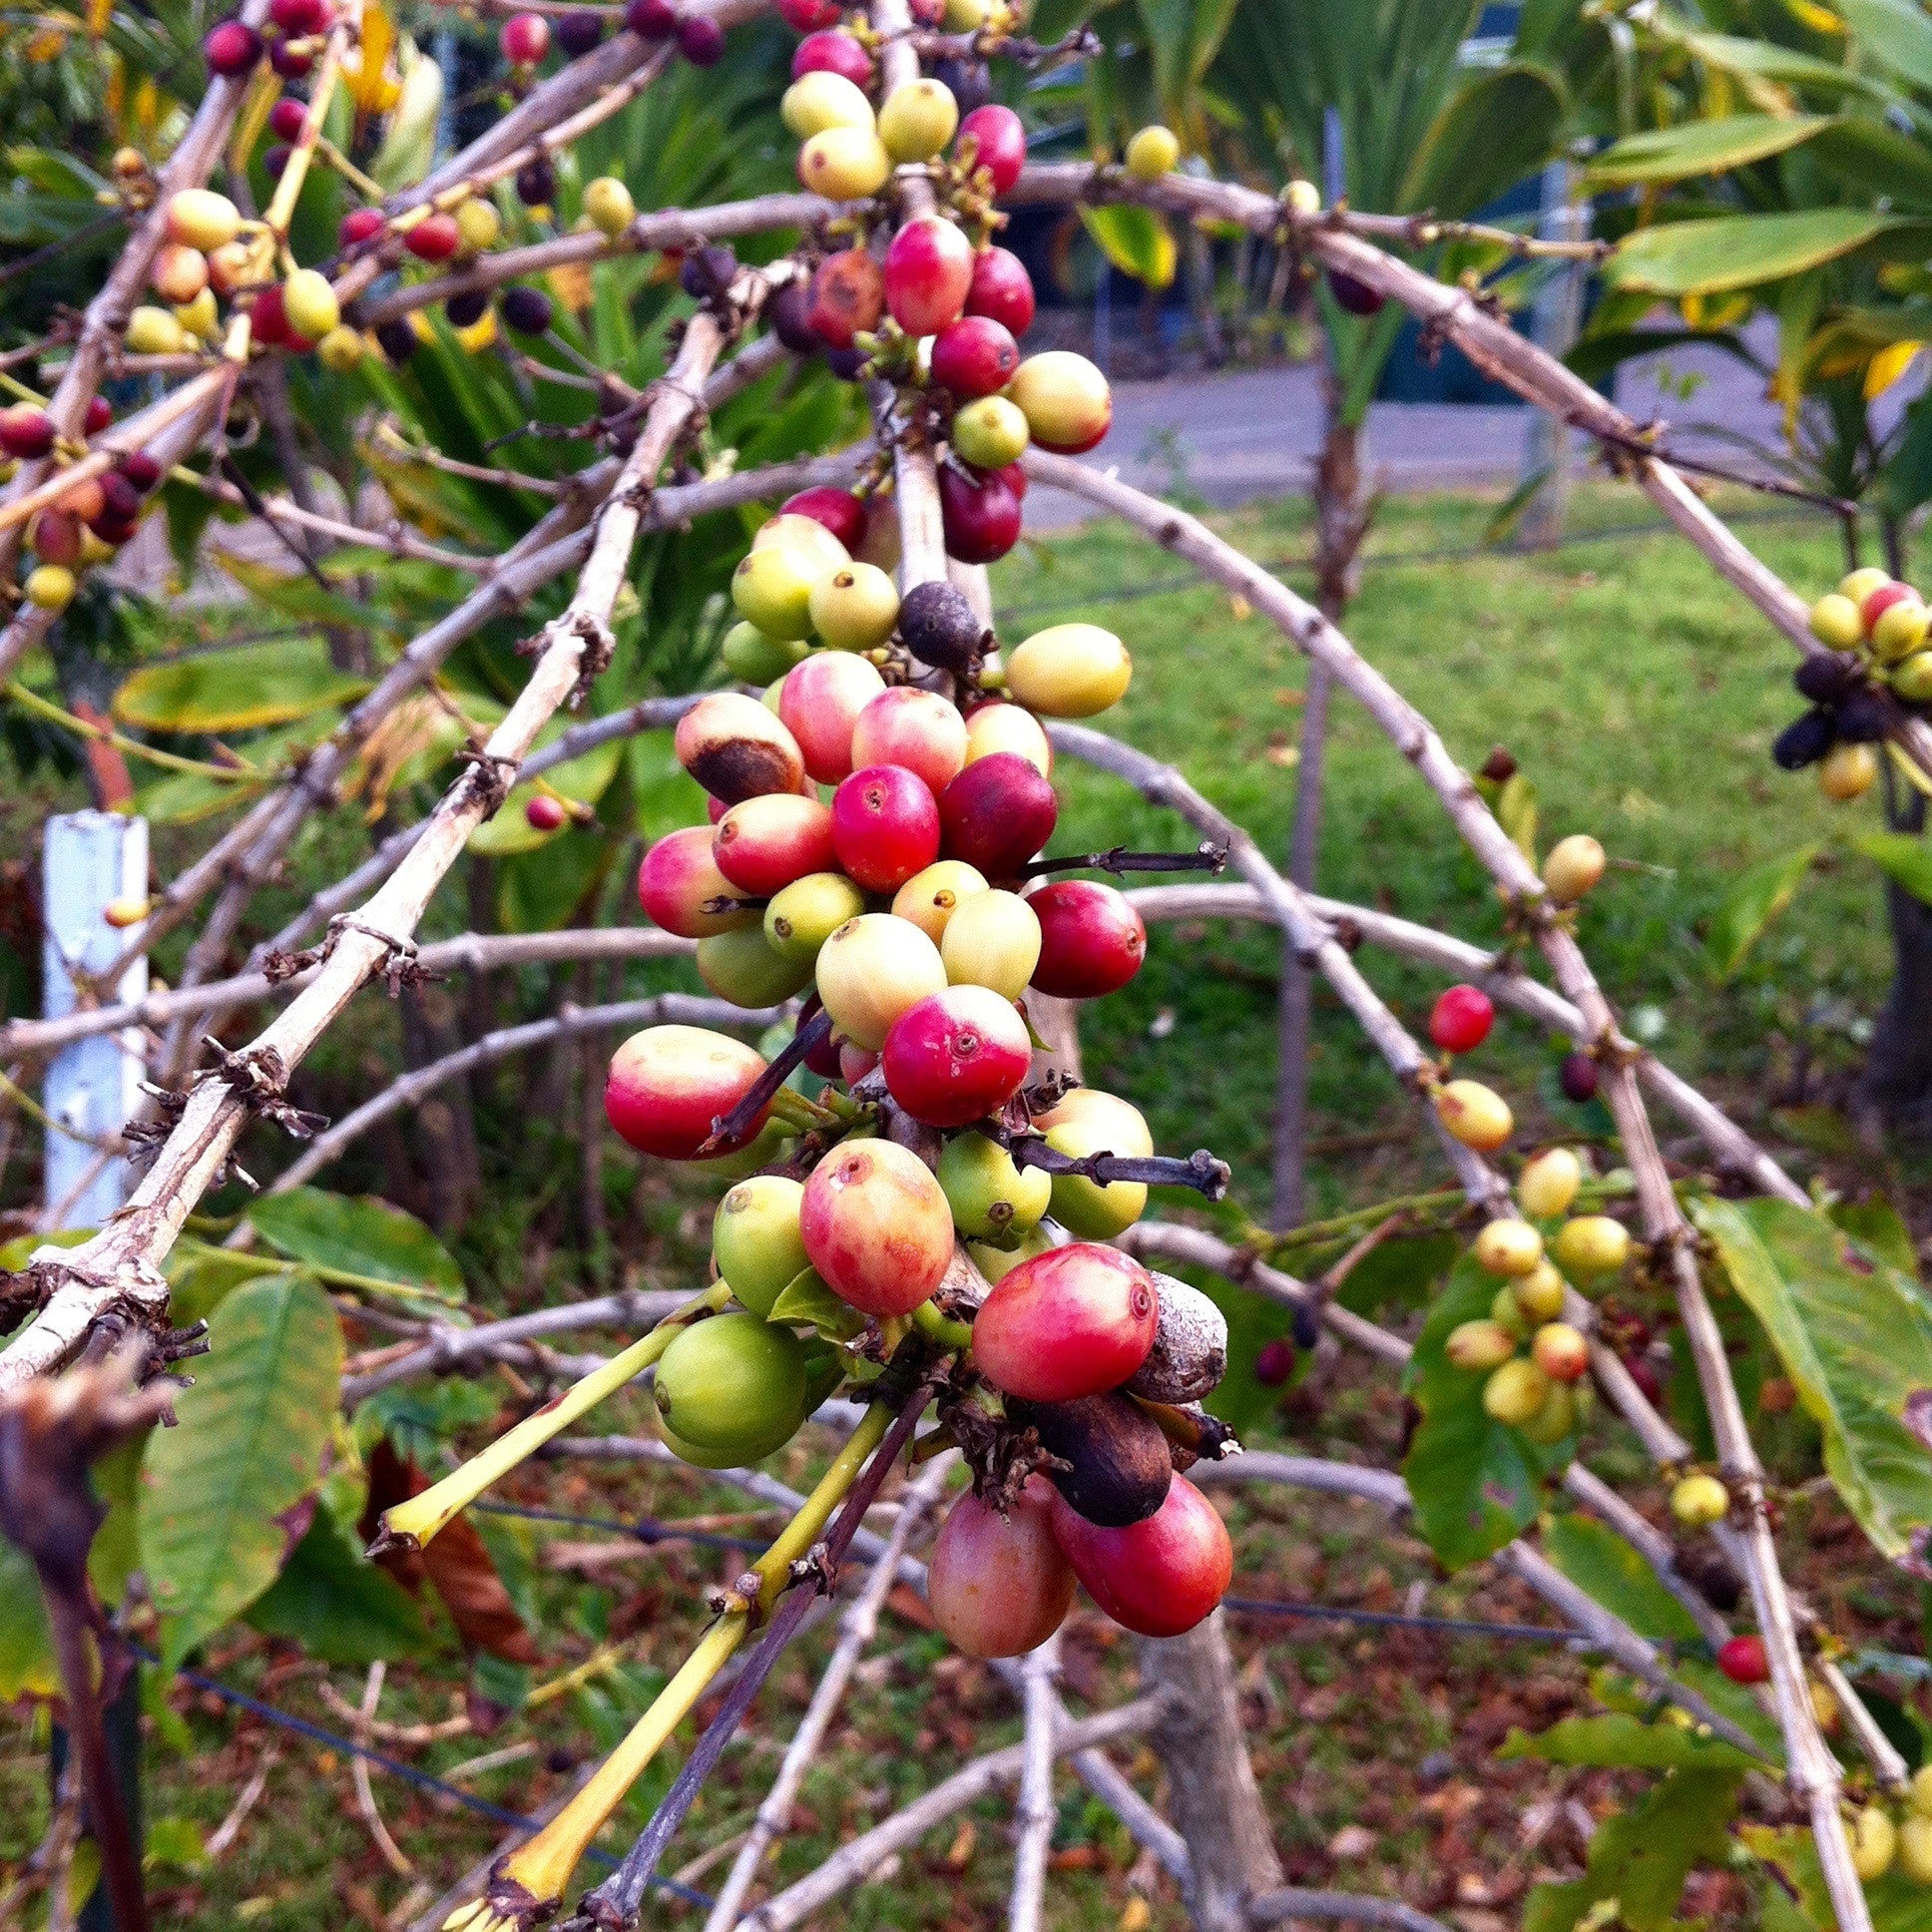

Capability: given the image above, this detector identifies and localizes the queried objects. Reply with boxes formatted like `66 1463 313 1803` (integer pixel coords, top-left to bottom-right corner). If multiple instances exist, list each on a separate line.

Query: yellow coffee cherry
1483 1356 1550 1426
583 176 637 238
1821 741 1878 801
25 564 76 611
456 197 502 253
1912 1763 1932 1818
1899 1815 1932 1884
1840 566 1893 609
1518 1146 1583 1219
1553 1214 1631 1278
1543 833 1606 903
1283 178 1321 217
1810 593 1866 651
1003 622 1133 718
1446 1319 1517 1371
1670 1472 1729 1527
1847 1806 1897 1883
1473 1217 1544 1278
1512 1260 1568 1323
1434 1078 1513 1152
1125 125 1181 179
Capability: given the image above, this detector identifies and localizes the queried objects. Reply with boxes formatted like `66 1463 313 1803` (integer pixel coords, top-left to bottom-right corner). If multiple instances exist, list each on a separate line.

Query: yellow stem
489 1398 900 1913
376 1283 729 1550
497 1619 746 1906
262 12 354 239
6 681 261 781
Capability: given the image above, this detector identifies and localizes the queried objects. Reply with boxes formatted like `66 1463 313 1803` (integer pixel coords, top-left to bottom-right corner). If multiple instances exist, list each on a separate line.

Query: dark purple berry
1771 708 1835 771
502 284 555 335
626 0 676 34
373 317 418 363
1327 268 1384 315
898 579 981 672
934 54 990 115
557 10 605 54
1834 688 1891 743
1794 653 1863 706
516 156 557 208
679 243 738 303
1290 1302 1321 1351
1254 1338 1296 1387
770 279 823 356
677 13 724 62
446 287 492 328
824 343 870 380
1559 1052 1599 1104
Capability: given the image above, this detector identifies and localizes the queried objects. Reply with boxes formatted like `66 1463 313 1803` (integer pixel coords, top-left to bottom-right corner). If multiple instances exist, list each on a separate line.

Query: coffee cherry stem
697 1008 840 1157
1017 840 1227 879
1129 1393 1240 1463
370 1281 731 1554
910 1297 975 1351
1007 1137 1230 1202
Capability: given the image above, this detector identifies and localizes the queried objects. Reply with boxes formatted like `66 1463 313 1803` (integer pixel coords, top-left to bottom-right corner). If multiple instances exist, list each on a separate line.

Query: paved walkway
1024 329 1793 529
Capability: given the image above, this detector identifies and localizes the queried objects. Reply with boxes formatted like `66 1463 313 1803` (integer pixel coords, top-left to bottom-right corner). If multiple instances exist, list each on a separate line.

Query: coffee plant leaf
1692 1196 1932 1562
1078 205 1177 291
245 1188 466 1305
1402 1252 1575 1571
768 1266 868 1342
1584 113 1829 189
113 637 368 734
1541 1510 1703 1643
1500 1711 1758 1772
245 1505 437 1666
1607 209 1905 297
0 1537 59 1700
1743 1821 1932 1932
1829 1197 1920 1279
141 1273 344 1668
1703 842 1819 981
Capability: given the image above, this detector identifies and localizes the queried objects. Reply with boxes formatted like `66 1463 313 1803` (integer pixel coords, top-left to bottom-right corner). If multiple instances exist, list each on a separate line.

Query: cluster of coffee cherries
599 543 1239 1647
765 14 1112 566
1442 1146 1633 1445
1829 1769 1932 1887
1785 566 1932 802
4 401 162 618
201 0 335 85
1421 829 1610 1151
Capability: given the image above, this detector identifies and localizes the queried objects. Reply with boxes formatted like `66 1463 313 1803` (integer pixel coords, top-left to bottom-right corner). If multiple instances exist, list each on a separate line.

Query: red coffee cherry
830 763 941 892
1048 1474 1232 1639
1716 1635 1769 1685
1028 879 1147 999
928 1479 1075 1658
1428 983 1494 1054
880 984 1031 1127
971 1242 1160 1403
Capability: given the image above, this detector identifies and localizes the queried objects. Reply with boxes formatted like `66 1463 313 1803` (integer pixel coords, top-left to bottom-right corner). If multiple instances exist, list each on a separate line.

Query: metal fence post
41 810 147 1230
41 808 149 1928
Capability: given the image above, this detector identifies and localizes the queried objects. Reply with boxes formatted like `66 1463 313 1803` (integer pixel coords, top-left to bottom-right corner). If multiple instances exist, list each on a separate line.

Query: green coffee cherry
714 1176 810 1318
1490 1283 1531 1343
938 1132 1052 1239
654 1312 807 1459
1512 1260 1567 1323
1517 1378 1576 1445
765 872 867 966
698 924 815 1007
967 1224 1053 1282
1553 1214 1631 1278
723 620 807 685
1670 1472 1729 1527
809 562 901 652
1445 1318 1517 1371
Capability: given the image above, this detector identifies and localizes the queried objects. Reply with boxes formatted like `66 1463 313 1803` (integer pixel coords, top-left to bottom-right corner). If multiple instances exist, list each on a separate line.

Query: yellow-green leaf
1703 843 1819 980
115 639 367 734
1079 204 1178 290
1585 114 1828 188
1608 209 1902 296
140 1273 343 1667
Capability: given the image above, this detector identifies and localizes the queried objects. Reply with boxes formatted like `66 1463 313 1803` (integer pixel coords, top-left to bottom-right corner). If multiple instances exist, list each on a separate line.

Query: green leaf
144 1818 209 1873
1078 204 1178 289
1854 830 1932 905
1586 114 1829 188
1680 29 1882 97
245 1507 436 1665
140 1274 344 1668
1607 210 1905 296
1565 327 1759 387
1879 392 1932 519
1400 62 1568 218
163 1237 288 1328
1810 116 1932 214
768 1266 866 1342
1830 1199 1920 1280
1704 843 1819 981
1691 1197 1932 1562
1401 1254 1575 1572
1527 1771 1741 1932
114 639 368 734
1542 1511 1702 1643
1501 1712 1758 1771
497 825 616 934
0 1538 58 1700
1496 770 1538 865
1334 1232 1459 1318
1840 0 1932 93
629 729 710 842
245 1188 466 1304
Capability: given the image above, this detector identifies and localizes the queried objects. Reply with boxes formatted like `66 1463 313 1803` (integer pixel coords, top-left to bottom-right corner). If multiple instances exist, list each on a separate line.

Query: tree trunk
1271 412 1371 1228
1858 775 1932 1133
1135 1614 1281 1932
399 979 483 1230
